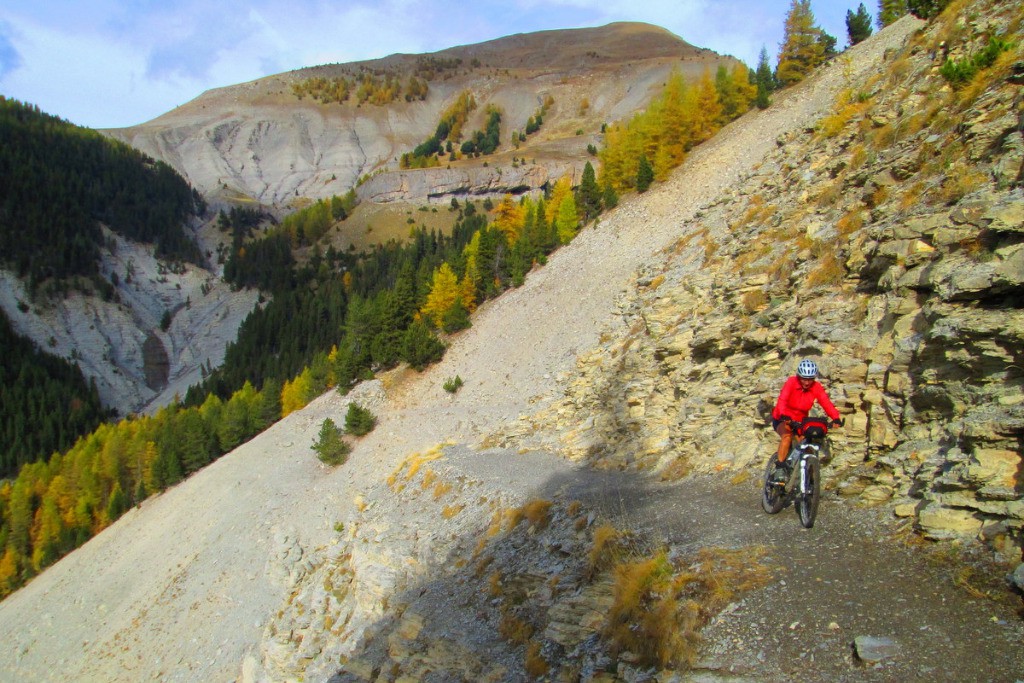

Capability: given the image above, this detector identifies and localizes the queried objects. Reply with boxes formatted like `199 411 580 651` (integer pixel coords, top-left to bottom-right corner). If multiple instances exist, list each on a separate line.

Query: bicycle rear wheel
796 456 820 528
761 455 785 514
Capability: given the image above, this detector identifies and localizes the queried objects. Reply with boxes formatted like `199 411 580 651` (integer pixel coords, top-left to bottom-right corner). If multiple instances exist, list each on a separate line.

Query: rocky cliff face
497 3 1024 561
0 224 259 415
104 23 732 207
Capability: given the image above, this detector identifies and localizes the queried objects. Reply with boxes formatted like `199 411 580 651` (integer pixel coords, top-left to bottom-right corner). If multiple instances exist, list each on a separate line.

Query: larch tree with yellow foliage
598 66 750 194
555 192 580 244
420 262 463 328
777 0 827 86
491 194 525 244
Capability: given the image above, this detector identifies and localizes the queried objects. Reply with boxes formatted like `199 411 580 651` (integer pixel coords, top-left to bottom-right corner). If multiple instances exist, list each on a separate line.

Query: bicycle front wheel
796 456 820 528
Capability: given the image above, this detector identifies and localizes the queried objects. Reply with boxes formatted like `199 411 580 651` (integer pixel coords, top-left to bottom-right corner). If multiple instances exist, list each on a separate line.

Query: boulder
854 635 899 664
917 504 984 539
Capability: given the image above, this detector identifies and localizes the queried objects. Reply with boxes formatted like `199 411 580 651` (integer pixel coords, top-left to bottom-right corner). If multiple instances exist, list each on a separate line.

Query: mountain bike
761 417 840 528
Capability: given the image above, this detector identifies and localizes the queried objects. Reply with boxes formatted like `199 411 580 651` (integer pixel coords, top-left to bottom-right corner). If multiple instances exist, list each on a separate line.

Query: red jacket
772 376 840 422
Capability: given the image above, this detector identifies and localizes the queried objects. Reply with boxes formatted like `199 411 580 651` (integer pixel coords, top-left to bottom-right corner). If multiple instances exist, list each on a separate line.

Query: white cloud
0 18 203 127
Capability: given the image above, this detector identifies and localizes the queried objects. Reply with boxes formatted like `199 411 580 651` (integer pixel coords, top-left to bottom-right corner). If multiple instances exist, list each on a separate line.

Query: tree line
0 97 203 294
0 310 108 479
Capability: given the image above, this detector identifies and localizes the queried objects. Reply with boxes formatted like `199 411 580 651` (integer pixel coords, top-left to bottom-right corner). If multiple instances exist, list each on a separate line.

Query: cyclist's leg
774 420 793 463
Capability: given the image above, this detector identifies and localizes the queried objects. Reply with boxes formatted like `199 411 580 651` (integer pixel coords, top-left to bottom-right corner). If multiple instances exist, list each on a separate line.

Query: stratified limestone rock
493 0 1024 562
918 504 985 540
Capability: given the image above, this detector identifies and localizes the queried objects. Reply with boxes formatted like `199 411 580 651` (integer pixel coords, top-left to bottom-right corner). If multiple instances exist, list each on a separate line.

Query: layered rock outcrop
497 4 1024 560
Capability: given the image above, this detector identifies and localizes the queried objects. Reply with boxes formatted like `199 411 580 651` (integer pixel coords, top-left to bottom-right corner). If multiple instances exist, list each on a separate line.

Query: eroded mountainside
105 23 733 207
6 23 726 418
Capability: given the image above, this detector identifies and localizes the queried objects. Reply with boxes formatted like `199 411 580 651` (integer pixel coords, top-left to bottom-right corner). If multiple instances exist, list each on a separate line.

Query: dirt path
560 468 1024 682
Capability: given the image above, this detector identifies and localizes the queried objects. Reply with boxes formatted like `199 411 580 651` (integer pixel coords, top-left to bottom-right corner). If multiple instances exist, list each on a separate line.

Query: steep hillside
508 0 1024 556
0 7 1022 683
104 23 733 207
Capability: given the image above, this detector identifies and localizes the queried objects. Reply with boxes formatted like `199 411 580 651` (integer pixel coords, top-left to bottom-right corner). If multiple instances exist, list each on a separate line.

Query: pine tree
313 418 350 466
401 320 445 371
344 403 377 436
755 47 775 109
577 161 602 222
636 155 655 193
847 4 874 45
602 183 619 210
906 0 947 18
877 0 907 27
777 0 827 86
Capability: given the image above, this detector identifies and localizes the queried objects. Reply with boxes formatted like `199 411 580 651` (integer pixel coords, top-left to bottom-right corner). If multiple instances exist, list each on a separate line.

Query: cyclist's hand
830 418 844 428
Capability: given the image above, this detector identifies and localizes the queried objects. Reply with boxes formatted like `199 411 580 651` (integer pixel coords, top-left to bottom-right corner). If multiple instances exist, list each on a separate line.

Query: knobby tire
761 455 785 514
796 456 821 528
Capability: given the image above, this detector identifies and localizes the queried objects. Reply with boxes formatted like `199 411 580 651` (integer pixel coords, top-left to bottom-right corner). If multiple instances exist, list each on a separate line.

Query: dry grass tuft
848 144 869 171
388 445 446 490
588 524 621 577
817 89 872 138
730 470 751 486
486 509 506 537
646 274 666 290
522 499 553 529
499 611 534 644
605 551 697 668
659 456 692 481
937 165 987 205
836 209 865 240
524 641 549 677
806 251 846 288
503 507 526 532
488 570 503 597
441 504 464 519
740 288 768 313
602 546 771 670
432 481 452 500
898 182 926 213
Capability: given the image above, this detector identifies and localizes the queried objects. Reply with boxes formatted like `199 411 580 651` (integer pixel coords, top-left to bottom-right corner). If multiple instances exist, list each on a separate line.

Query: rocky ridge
104 23 732 207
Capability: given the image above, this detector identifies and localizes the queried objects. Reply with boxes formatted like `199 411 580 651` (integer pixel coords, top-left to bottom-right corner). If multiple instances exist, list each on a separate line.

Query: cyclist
771 359 842 480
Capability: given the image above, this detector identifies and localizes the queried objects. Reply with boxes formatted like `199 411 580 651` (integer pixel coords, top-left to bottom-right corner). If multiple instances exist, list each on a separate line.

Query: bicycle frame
763 417 830 527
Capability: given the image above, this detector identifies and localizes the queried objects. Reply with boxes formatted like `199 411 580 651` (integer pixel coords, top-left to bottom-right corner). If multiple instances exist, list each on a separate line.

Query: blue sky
0 0 853 129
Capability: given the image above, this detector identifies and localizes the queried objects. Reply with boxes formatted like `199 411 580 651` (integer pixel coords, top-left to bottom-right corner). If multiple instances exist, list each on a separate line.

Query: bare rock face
104 23 733 208
356 161 579 203
0 226 259 415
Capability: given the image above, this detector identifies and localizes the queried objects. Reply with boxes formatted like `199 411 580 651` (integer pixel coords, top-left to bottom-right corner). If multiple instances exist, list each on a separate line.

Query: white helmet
797 359 818 378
